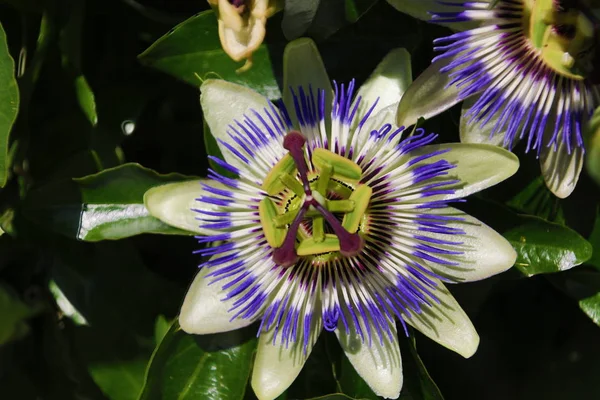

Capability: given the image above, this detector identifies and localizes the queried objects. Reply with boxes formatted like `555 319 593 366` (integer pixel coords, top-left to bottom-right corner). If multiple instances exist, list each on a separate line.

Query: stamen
283 131 312 194
310 199 364 257
272 205 307 267
267 132 368 263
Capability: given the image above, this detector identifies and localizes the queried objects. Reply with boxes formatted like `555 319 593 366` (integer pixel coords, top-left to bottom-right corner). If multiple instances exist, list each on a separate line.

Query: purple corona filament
430 0 600 160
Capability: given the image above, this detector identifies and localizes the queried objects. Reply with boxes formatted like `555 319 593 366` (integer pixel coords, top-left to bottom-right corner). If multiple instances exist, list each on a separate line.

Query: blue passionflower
391 0 600 198
145 39 518 400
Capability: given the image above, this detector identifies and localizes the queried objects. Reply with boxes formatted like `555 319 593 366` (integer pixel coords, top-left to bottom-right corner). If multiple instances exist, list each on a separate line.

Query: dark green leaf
22 163 196 241
88 355 148 400
344 0 379 23
337 350 379 400
139 322 257 400
0 22 20 188
51 240 184 398
587 207 600 270
282 0 321 39
306 395 364 400
546 270 600 328
59 0 98 126
52 240 183 334
579 292 600 327
285 335 338 398
304 0 378 40
0 283 39 345
399 334 444 400
138 10 281 99
506 177 564 224
0 0 45 12
465 199 592 276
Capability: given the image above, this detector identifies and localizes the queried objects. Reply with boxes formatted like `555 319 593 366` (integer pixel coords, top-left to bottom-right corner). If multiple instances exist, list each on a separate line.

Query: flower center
526 0 598 80
258 131 371 267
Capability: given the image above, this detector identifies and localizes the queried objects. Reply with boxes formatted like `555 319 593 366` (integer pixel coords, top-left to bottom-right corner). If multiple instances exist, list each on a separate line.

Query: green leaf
282 0 321 39
138 322 257 400
345 0 379 23
579 292 600 327
546 270 600 327
585 107 600 185
503 218 592 276
22 163 196 241
301 0 378 40
587 207 600 270
88 356 148 400
51 240 184 399
506 177 565 224
399 334 444 400
337 353 379 400
0 0 45 12
59 0 98 126
74 74 98 126
49 280 89 326
138 10 281 100
465 199 592 276
154 315 170 345
0 283 40 345
0 22 20 188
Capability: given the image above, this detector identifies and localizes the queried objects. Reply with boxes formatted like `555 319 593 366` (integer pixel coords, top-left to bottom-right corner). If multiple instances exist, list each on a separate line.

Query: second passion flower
145 39 519 400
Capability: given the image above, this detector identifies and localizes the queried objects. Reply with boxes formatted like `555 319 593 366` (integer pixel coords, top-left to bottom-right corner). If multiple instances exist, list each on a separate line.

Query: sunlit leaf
139 322 257 400
22 163 195 241
465 199 592 276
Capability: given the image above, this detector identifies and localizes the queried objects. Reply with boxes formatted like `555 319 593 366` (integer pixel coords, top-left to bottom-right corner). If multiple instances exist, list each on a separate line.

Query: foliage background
1 1 600 399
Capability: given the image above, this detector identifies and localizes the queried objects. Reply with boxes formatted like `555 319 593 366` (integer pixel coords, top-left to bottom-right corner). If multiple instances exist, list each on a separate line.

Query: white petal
396 56 462 128
540 141 584 199
404 279 479 358
336 319 402 399
179 266 257 334
459 95 512 147
356 48 412 119
200 79 273 170
282 38 332 129
251 323 322 400
354 104 401 153
144 180 216 235
407 143 519 201
416 207 516 282
281 0 321 39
